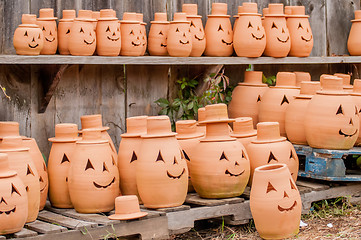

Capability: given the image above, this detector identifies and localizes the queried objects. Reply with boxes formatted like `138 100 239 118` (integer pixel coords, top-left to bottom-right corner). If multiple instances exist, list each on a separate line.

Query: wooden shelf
1 55 361 65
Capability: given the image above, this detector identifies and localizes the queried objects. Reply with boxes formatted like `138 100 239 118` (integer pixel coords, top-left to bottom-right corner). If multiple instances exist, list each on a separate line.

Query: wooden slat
13 228 38 238
296 179 330 191
155 205 191 213
38 210 98 229
26 220 67 234
60 209 119 226
185 193 244 206
30 0 57 15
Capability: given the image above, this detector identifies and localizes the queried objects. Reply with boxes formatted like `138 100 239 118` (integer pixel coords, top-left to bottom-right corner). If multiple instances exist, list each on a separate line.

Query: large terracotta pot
234 2 266 57
118 116 147 199
204 3 233 57
305 76 359 149
48 124 79 208
68 10 96 56
228 71 268 127
137 116 188 208
351 79 361 146
96 9 121 56
167 12 192 57
58 10 76 55
263 4 290 57
259 72 300 137
0 153 28 234
197 107 206 134
334 73 353 93
148 13 169 56
286 6 313 57
68 129 120 213
120 12 143 56
250 163 301 239
37 8 58 55
13 14 44 55
285 81 321 145
182 4 206 57
136 13 147 56
348 10 361 56
189 104 250 198
230 117 257 147
0 137 40 223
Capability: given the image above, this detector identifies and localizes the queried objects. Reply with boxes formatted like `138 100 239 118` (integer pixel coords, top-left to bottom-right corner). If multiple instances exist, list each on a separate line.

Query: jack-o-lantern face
156 150 186 180
39 162 48 193
219 151 246 177
265 177 299 212
166 22 193 57
13 27 44 55
265 149 298 179
148 23 169 56
336 105 359 138
96 20 121 56
84 158 117 189
263 17 291 57
40 25 56 43
270 21 289 43
287 17 313 57
68 21 96 56
37 20 58 55
120 23 143 56
204 17 233 56
190 20 205 41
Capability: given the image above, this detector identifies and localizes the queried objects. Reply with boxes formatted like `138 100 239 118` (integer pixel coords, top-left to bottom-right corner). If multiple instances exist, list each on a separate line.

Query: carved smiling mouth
28 44 39 49
40 182 48 192
301 35 313 42
179 40 190 45
167 168 186 179
84 39 95 45
225 169 245 177
252 33 265 40
161 43 167 47
277 36 289 43
221 39 233 45
195 35 205 41
107 36 119 41
278 201 297 212
132 41 141 46
339 129 358 138
93 177 115 189
45 37 55 42
0 207 16 215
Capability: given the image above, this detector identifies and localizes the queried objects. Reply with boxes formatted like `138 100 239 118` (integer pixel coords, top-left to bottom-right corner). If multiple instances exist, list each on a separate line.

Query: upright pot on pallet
351 79 361 146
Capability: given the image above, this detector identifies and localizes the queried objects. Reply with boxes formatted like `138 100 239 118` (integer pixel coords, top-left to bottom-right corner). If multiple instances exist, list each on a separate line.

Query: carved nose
137 36 139 40
350 118 354 125
32 37 35 42
283 191 289 198
183 32 186 37
49 30 53 36
257 26 260 31
282 28 285 33
235 161 239 166
112 32 115 36
173 157 178 165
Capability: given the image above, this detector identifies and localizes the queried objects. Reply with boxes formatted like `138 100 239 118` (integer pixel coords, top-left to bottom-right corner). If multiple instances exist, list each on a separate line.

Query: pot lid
171 12 190 24
98 9 118 21
76 129 108 144
108 195 148 220
59 10 76 22
37 8 57 21
230 117 257 138
75 10 96 22
0 136 29 152
264 3 286 17
0 153 17 178
19 14 40 28
251 122 286 144
273 72 299 89
351 10 361 22
317 75 347 95
238 71 267 87
295 81 321 98
334 73 353 89
351 79 361 96
176 120 204 139
79 114 109 132
285 6 309 18
49 123 80 142
0 122 20 139
197 107 206 126
208 3 230 17
151 12 169 24
120 12 140 24
136 13 147 25
121 116 147 138
199 104 235 124
294 71 311 87
141 116 177 138
238 2 261 16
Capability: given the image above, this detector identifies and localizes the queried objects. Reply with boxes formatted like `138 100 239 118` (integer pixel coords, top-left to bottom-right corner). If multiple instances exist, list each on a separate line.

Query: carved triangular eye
173 156 178 165
130 151 137 163
156 151 165 162
80 27 84 33
283 191 289 198
176 28 180 32
106 26 110 32
356 106 358 115
182 150 190 161
85 159 94 170
220 151 229 161
272 22 277 29
42 26 45 31
336 105 343 115
159 30 163 35
298 22 303 29
257 95 261 102
24 31 28 37
190 21 195 27
267 152 278 163
241 150 246 159
290 179 297 190
11 184 21 196
103 162 109 172
61 154 70 164
266 182 277 193
26 164 34 176
248 21 253 28
281 95 289 105
0 197 7 205
66 29 70 34
39 176 44 183
218 24 223 31
130 30 134 35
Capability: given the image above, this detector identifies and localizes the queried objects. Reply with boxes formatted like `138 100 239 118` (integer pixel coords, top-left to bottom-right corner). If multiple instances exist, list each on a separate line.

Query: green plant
304 196 354 220
262 74 276 86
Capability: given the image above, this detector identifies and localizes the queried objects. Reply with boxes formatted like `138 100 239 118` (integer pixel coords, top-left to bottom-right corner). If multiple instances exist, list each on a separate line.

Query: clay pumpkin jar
189 104 250 199
305 76 360 149
68 10 96 56
230 117 257 147
37 8 58 55
234 2 266 57
118 116 147 198
68 129 120 213
285 81 321 145
263 4 291 57
120 12 143 56
167 12 192 57
334 73 353 93
92 11 100 31
0 137 40 223
96 9 121 56
259 72 300 137
48 124 79 208
294 71 311 87
233 6 243 31
197 107 206 134
13 14 44 55
58 10 76 55
351 79 361 146
137 116 188 208
148 13 169 56
0 153 28 234
228 71 268 127
182 4 206 57
136 13 147 56
204 3 233 57
348 10 361 56
250 163 301 239
286 6 313 57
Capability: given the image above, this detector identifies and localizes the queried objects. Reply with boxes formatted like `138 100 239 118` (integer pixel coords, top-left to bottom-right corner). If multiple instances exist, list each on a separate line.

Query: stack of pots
230 117 257 147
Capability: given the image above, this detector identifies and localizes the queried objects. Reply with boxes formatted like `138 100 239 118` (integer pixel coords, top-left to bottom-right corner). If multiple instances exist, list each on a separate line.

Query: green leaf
159 108 168 115
155 98 169 108
187 101 194 110
209 73 216 78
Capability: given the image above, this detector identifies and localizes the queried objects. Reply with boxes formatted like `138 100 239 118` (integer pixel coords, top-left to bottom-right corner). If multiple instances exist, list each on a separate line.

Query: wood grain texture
26 220 67 234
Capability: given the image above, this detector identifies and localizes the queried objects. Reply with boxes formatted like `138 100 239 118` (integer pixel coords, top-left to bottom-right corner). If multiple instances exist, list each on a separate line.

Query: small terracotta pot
351 79 361 146
137 116 188 208
136 13 147 55
0 137 40 223
37 8 58 55
58 10 76 55
262 8 269 27
13 14 44 55
334 73 353 92
305 76 359 149
250 163 301 239
233 6 243 31
182 4 206 57
230 117 257 147
285 81 321 145
234 2 266 57
167 12 192 57
197 107 206 134
259 72 300 136
92 11 100 31
48 124 79 208
348 10 361 56
294 71 311 87
68 10 96 56
204 3 233 56
120 12 143 56
286 6 313 57
263 4 291 57
0 153 28 234
108 195 148 220
228 71 268 127
148 13 169 56
96 9 121 56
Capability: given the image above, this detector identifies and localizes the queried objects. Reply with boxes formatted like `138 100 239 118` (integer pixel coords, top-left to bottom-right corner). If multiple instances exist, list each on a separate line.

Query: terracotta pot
351 79 361 146
137 116 188 208
0 137 40 223
148 13 169 56
286 6 313 57
37 8 58 55
250 163 301 239
189 104 250 198
305 76 359 149
120 12 143 56
68 10 96 56
204 3 233 56
246 122 299 185
262 8 269 27
58 10 76 55
92 11 100 31
108 195 148 220
228 71 268 127
68 129 120 213
348 10 361 56
182 4 206 57
48 124 79 208
197 107 206 134
259 72 300 137
13 14 44 55
233 6 243 31
136 13 147 56
263 4 291 57
334 73 353 92
285 81 321 145
96 9 121 56
230 117 257 147
0 153 28 234
167 12 192 57
118 116 147 199
234 2 266 57
294 71 311 87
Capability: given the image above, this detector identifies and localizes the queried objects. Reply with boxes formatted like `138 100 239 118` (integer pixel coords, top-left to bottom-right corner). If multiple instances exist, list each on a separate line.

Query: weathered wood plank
26 220 67 234
59 209 118 226
296 179 330 191
38 210 98 229
155 205 191 213
13 228 38 238
185 193 244 206
254 0 290 15
30 0 57 15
